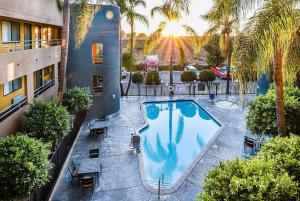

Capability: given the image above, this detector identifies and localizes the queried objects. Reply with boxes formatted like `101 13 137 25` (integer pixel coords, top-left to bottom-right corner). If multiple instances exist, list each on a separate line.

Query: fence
26 111 86 201
122 81 257 96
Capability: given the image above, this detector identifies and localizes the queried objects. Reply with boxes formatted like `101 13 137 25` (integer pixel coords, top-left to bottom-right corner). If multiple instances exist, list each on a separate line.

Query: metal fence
122 81 257 96
26 111 86 201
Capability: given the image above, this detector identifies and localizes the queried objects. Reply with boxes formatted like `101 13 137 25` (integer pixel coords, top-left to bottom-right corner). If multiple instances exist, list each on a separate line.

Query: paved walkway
50 95 253 201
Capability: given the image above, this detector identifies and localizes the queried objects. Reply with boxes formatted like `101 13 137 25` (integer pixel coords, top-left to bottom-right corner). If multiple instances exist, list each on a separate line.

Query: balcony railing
34 79 55 98
0 39 62 53
0 96 27 122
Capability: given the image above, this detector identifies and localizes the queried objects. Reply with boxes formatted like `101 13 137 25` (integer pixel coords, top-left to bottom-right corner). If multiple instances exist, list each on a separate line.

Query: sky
121 0 213 36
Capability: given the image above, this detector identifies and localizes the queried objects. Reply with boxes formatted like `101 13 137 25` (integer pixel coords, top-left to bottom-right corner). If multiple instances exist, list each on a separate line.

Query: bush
197 136 300 201
22 99 71 147
199 69 216 93
146 71 161 85
62 87 92 115
0 135 51 200
247 86 300 136
181 70 197 83
132 72 144 85
197 158 299 201
256 135 300 182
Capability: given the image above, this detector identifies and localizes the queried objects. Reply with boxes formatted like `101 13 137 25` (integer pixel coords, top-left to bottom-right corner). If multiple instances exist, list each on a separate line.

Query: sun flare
162 21 185 37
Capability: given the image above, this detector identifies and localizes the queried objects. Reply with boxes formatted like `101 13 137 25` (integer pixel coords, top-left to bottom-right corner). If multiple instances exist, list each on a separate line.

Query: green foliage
180 70 197 83
247 86 300 136
122 52 136 69
62 87 92 115
256 136 300 182
204 35 225 66
132 72 144 84
22 99 71 144
199 69 216 93
0 135 51 200
146 71 161 85
56 0 63 11
197 136 300 201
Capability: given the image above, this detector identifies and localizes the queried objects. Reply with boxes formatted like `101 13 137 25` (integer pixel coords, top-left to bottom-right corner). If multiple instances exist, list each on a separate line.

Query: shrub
22 99 71 148
146 71 161 85
62 87 92 115
197 158 299 201
197 136 300 201
247 86 300 136
132 72 144 85
256 135 300 182
199 69 216 93
181 70 197 83
0 135 51 200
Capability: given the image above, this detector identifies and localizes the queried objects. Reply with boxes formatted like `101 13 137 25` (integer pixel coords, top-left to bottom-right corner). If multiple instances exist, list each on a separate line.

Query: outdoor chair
89 148 100 158
129 134 141 153
68 165 78 185
80 177 94 196
243 136 258 155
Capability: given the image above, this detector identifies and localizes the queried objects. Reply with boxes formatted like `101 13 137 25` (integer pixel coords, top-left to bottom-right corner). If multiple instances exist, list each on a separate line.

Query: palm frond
144 22 166 55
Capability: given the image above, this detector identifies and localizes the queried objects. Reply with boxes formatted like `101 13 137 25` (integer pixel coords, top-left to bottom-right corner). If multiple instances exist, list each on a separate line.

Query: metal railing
34 80 55 98
122 81 257 96
0 39 62 52
0 96 27 122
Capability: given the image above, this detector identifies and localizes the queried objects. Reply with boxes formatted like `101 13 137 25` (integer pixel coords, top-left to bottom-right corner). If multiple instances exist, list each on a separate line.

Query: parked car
184 65 199 74
210 66 232 80
121 67 127 79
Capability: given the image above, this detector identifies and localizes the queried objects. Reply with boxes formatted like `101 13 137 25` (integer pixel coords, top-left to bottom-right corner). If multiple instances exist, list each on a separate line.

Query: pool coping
136 98 225 195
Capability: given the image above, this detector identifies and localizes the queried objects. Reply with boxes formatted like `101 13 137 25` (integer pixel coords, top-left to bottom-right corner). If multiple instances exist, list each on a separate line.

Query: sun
162 21 185 37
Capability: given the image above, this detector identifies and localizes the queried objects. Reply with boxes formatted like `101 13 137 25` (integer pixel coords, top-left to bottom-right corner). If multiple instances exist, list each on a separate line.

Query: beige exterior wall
0 43 61 136
0 0 63 26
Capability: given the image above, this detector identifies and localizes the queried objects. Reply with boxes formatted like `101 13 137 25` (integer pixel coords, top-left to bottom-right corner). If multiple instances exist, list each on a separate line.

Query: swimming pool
139 100 222 191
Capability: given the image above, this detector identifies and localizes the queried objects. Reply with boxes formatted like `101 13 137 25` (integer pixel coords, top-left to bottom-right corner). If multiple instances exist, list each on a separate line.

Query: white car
184 65 199 74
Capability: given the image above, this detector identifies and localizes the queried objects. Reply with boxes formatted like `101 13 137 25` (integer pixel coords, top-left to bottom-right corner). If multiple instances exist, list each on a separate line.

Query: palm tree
123 0 149 96
202 0 240 95
57 0 101 101
233 0 300 136
145 2 199 95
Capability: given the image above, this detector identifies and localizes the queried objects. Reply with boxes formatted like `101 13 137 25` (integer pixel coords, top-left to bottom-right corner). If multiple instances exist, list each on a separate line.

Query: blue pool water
140 100 221 188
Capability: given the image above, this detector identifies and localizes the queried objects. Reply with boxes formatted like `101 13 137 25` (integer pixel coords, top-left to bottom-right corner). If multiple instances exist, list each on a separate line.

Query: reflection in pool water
140 100 221 188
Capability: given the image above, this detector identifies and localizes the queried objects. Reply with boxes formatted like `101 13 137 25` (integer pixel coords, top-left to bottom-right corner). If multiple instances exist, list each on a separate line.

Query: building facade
0 0 63 136
67 5 120 119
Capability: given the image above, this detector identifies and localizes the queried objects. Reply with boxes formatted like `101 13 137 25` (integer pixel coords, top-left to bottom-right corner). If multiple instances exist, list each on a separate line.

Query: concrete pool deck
50 95 254 201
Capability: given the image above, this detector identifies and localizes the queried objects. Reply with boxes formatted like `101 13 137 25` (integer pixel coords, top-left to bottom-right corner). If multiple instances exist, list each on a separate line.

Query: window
44 66 50 76
92 43 104 64
3 78 22 96
93 75 103 95
1 21 20 43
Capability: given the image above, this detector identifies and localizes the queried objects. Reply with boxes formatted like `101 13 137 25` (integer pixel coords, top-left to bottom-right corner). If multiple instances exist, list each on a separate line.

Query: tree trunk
273 48 287 136
170 36 174 96
58 0 70 102
226 33 231 95
125 19 134 96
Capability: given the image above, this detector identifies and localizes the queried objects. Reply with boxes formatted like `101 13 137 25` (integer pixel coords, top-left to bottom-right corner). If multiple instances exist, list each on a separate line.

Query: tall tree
123 0 149 96
145 1 199 95
202 0 240 95
234 0 300 136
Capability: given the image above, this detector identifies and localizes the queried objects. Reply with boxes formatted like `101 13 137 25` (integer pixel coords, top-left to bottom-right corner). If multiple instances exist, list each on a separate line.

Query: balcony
0 39 61 53
0 95 27 122
34 79 55 98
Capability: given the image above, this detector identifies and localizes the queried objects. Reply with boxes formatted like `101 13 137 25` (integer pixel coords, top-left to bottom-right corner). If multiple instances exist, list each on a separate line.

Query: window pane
12 78 21 91
93 75 103 95
2 21 11 42
4 82 12 95
11 22 20 41
92 43 103 64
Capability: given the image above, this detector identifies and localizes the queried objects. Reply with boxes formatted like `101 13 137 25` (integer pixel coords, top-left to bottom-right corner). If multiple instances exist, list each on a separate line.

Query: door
24 24 32 50
36 70 43 89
